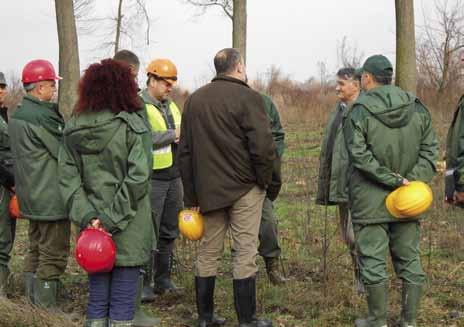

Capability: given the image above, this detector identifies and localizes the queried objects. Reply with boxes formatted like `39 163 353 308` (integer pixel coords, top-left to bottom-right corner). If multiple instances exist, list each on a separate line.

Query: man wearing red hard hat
8 59 70 310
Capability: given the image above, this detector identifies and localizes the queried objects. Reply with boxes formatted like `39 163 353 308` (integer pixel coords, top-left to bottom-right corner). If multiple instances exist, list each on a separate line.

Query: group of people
0 48 286 327
0 46 462 327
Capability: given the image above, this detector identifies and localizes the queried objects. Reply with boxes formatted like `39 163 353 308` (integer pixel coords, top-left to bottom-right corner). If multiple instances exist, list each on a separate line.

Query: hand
188 206 200 212
402 178 410 186
454 191 464 204
175 128 181 143
88 218 103 229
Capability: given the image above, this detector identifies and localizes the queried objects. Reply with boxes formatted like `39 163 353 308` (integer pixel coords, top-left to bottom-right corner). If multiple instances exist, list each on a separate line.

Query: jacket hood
354 85 416 128
64 110 143 154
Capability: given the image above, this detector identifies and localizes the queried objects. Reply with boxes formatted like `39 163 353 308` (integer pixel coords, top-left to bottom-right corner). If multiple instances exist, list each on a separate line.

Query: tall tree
184 0 248 63
232 0 247 63
395 0 417 93
55 0 80 119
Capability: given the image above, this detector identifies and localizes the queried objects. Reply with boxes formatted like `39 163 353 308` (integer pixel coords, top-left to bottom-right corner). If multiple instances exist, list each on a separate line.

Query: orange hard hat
146 59 177 83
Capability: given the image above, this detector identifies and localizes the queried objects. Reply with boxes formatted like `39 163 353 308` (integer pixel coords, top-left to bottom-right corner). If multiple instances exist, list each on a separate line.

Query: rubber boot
195 276 226 327
109 320 133 326
141 253 156 303
133 275 160 327
0 265 9 297
153 243 182 295
24 272 35 303
354 283 388 327
85 318 109 327
399 283 422 327
33 278 58 309
233 276 272 327
263 257 287 286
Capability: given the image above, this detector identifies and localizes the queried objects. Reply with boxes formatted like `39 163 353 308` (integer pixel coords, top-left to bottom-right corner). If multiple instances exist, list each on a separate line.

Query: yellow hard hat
146 59 177 83
178 209 204 241
385 181 433 218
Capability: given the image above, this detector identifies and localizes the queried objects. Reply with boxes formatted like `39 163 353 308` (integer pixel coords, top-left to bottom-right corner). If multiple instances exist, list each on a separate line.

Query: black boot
233 277 272 327
195 276 226 327
141 254 156 303
153 241 182 295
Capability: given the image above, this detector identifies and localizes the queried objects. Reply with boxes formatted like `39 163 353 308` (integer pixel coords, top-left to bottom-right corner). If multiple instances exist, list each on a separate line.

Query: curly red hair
74 59 141 114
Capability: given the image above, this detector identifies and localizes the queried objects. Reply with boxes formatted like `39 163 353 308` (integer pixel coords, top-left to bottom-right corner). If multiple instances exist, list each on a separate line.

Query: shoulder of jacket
116 111 149 134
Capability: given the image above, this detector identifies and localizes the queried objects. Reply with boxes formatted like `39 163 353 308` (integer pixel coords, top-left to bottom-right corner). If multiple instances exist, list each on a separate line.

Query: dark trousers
87 267 140 321
0 186 15 267
24 219 70 280
258 198 281 258
151 177 183 248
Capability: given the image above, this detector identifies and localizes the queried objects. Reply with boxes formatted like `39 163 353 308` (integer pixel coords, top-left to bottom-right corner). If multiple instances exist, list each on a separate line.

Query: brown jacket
178 75 276 213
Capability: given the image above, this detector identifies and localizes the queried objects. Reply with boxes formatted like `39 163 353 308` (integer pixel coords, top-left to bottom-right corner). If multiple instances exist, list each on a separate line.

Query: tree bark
55 0 80 119
232 0 247 64
395 0 417 93
114 0 124 55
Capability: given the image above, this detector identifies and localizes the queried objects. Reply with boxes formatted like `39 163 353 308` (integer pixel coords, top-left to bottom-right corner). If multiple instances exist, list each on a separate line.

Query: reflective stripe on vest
146 101 181 170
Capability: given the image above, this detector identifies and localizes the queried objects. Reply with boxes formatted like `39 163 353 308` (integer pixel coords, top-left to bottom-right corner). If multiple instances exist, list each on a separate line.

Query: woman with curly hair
59 59 153 327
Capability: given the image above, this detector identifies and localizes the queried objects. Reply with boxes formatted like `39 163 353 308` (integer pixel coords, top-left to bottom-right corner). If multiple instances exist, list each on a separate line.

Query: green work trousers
0 186 15 267
24 219 71 280
258 198 281 259
353 221 426 286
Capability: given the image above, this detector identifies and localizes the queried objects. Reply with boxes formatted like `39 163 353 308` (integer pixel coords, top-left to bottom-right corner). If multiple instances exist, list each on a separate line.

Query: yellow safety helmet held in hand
385 181 433 218
178 209 204 241
146 59 178 83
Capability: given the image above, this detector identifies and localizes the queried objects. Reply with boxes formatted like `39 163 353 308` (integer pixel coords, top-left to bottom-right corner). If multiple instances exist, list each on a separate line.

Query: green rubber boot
0 265 9 297
85 318 109 327
24 272 35 303
133 275 160 327
399 283 422 327
33 278 58 309
354 283 388 327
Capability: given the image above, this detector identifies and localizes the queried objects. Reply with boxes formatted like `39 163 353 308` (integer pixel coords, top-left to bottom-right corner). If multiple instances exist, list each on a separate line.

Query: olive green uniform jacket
446 95 464 191
344 85 439 224
262 94 285 201
316 101 350 205
59 109 153 266
9 95 67 221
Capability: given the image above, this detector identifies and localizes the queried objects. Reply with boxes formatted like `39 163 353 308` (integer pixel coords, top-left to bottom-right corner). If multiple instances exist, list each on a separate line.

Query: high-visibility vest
146 101 182 170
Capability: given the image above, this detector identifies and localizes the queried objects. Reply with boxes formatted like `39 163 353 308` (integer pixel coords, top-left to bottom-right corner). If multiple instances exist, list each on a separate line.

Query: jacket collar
212 75 250 88
140 89 170 109
24 94 58 111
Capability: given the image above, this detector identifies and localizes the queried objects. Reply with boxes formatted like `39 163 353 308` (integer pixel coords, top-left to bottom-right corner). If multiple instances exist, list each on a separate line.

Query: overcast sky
1 0 431 90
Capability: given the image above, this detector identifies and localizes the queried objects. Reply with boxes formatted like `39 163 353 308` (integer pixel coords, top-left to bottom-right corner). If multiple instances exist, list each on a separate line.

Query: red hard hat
21 59 62 84
75 228 116 273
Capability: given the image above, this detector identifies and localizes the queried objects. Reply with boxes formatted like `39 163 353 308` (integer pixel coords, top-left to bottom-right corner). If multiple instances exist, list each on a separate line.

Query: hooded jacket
344 85 438 224
446 95 464 192
9 95 67 220
59 109 153 266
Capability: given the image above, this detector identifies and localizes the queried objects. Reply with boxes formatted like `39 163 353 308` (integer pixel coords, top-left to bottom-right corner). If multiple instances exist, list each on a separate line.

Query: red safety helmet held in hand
22 59 62 84
75 228 116 273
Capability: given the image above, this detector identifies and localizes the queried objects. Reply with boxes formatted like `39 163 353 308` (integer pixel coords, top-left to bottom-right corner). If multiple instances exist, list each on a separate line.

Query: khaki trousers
196 185 265 279
24 219 71 280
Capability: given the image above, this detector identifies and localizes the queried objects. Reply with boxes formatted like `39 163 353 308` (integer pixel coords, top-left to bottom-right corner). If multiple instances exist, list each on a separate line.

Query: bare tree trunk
55 0 80 119
232 0 247 64
114 0 124 55
395 0 417 93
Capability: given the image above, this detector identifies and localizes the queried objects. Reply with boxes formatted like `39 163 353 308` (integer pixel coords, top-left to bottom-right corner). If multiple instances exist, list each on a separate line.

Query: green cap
359 55 393 78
